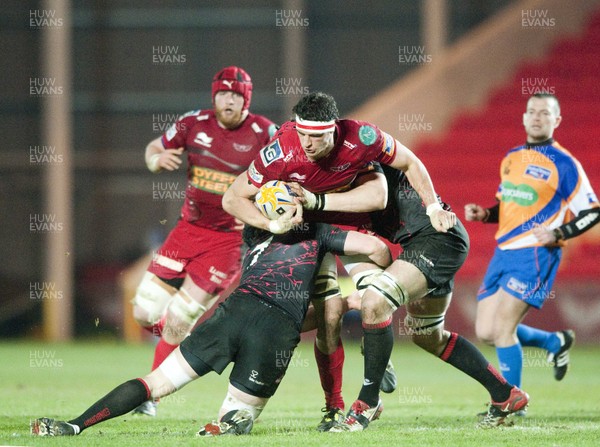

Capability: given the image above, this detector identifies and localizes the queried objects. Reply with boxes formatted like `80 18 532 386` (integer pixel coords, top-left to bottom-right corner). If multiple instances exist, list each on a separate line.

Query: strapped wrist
147 153 162 173
426 202 442 216
553 228 564 242
315 194 326 211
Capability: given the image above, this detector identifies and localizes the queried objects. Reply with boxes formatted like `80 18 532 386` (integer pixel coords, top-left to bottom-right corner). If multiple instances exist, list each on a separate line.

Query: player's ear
553 115 562 129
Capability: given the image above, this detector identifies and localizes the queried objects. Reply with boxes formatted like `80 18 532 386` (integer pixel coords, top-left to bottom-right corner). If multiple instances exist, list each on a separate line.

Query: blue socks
496 344 523 388
517 324 560 353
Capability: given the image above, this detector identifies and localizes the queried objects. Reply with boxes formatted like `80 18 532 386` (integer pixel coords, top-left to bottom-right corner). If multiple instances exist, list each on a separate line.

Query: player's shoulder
338 119 383 147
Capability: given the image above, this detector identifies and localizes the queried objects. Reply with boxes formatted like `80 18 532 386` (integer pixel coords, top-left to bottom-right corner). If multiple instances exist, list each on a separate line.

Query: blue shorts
477 246 562 309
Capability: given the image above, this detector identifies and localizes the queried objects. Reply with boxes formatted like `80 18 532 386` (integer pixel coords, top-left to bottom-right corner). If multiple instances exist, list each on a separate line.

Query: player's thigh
179 294 246 375
475 289 501 342
185 231 243 299
231 305 300 398
180 274 218 309
384 259 430 300
491 288 530 340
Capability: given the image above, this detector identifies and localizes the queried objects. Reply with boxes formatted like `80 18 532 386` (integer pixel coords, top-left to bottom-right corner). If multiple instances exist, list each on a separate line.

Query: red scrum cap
211 66 253 110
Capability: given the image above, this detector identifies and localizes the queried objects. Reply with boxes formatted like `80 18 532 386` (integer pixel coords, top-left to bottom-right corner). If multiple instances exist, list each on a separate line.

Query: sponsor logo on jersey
419 254 435 268
209 266 227 284
249 369 265 386
330 163 351 172
251 122 263 134
587 192 598 205
382 131 396 157
500 182 538 206
194 132 213 148
507 277 527 295
196 113 210 121
268 123 278 138
190 165 237 194
233 143 253 152
524 164 552 181
343 140 357 150
248 161 264 184
358 125 377 145
289 172 306 182
260 139 284 166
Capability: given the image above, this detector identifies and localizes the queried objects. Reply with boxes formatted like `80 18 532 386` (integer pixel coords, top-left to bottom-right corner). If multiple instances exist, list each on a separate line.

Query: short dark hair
530 93 561 115
292 92 339 121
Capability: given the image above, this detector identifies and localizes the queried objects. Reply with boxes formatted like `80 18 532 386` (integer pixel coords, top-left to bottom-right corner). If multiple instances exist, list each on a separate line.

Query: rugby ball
255 180 296 220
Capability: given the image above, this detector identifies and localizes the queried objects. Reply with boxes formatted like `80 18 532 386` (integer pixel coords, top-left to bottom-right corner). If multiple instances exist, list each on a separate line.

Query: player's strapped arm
343 231 392 268
292 170 387 212
144 137 183 173
553 207 600 241
321 224 391 268
387 138 456 232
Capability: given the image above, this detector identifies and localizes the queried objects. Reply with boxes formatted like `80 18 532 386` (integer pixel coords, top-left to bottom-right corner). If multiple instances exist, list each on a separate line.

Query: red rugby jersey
162 109 276 231
246 119 397 227
247 119 396 191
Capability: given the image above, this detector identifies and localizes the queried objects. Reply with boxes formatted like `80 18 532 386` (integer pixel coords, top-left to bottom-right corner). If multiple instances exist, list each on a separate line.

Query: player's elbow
369 237 392 268
222 188 236 214
372 188 387 210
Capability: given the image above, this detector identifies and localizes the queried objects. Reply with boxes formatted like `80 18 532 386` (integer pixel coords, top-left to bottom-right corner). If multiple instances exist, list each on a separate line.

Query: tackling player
465 93 599 399
222 91 456 428
328 164 529 431
31 203 392 437
131 66 276 416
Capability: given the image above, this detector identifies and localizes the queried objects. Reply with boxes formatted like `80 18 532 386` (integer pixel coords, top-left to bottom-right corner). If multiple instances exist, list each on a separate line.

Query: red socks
151 339 178 371
314 338 345 411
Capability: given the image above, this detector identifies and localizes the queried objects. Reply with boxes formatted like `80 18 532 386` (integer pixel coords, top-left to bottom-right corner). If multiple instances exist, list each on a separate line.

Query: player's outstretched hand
268 199 304 234
464 203 487 221
148 147 184 172
429 208 457 233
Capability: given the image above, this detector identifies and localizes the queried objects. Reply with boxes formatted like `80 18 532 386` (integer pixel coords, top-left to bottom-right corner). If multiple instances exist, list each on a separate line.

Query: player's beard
215 107 245 129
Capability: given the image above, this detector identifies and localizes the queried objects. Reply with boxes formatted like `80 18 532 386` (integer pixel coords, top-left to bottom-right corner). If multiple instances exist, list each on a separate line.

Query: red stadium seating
414 10 600 282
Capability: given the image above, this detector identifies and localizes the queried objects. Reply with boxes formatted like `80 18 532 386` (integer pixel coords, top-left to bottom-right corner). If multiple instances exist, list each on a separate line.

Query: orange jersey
495 140 599 250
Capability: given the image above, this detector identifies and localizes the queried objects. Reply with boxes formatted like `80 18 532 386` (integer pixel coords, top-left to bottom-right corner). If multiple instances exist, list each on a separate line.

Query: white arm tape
426 202 443 216
147 153 162 173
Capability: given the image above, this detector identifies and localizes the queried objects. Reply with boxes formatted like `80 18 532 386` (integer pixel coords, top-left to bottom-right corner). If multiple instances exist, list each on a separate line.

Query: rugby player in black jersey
294 164 530 431
31 202 391 437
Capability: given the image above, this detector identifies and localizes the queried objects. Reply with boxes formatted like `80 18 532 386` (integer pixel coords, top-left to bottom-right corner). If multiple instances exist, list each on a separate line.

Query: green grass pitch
1 340 599 446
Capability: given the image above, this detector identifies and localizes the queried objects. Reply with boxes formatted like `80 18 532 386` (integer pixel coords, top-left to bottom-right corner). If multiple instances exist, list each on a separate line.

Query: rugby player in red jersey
131 66 277 416
223 91 456 429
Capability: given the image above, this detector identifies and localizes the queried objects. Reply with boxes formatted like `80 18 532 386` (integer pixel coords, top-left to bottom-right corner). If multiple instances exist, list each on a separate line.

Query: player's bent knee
132 272 175 326
151 352 195 398
167 288 208 326
365 271 408 312
404 313 445 351
351 268 383 297
475 327 495 345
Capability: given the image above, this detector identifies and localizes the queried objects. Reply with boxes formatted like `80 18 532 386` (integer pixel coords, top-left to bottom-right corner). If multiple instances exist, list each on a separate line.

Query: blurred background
1 0 599 343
